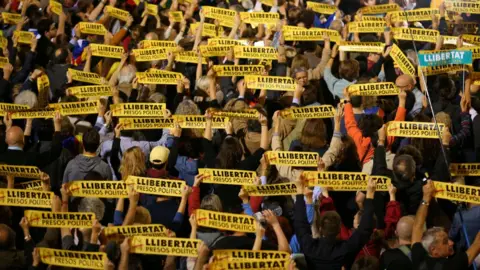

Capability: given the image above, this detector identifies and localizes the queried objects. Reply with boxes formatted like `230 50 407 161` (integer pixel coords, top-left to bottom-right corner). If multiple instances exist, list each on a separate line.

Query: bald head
396 215 415 242
6 126 25 148
396 75 415 91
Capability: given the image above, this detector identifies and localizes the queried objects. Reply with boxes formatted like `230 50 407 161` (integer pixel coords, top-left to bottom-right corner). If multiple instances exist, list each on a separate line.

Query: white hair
78 198 105 221
118 65 136 84
421 227 444 253
195 76 211 91
14 90 37 109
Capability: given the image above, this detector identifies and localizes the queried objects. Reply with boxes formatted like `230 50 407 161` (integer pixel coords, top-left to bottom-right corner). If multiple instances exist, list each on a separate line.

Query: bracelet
24 235 32 241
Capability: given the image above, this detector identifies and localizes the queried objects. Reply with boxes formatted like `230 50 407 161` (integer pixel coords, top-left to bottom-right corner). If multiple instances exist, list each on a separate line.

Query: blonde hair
135 206 152 224
119 146 146 180
435 112 452 129
195 76 211 91
200 194 223 212
291 54 310 70
176 100 203 137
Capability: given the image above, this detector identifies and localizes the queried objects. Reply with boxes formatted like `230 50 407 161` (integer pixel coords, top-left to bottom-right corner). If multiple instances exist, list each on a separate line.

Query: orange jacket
345 103 406 164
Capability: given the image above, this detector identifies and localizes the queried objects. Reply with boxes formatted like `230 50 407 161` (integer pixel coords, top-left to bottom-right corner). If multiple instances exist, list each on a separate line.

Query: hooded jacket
63 155 112 183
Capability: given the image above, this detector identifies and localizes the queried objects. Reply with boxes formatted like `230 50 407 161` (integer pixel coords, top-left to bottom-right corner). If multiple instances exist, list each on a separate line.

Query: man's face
431 231 454 258
395 80 412 92
295 71 308 86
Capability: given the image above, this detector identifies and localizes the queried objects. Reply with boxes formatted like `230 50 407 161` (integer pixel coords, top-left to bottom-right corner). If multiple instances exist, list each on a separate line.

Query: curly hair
119 146 146 180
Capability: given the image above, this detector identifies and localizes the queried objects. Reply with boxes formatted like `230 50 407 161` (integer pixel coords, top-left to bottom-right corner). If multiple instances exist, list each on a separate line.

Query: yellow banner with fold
283 28 341 42
420 64 470 76
79 22 107 35
212 65 264 76
242 183 297 196
11 109 56 119
386 121 445 138
68 181 129 198
37 74 50 108
15 180 43 191
132 47 167 61
339 42 385 53
126 176 185 197
450 163 480 176
203 6 236 27
240 12 279 25
25 210 95 228
56 100 99 115
433 181 480 204
198 168 256 185
130 236 199 257
304 172 390 191
14 31 34 44
280 105 335 119
104 224 171 239
208 108 260 119
392 27 439 43
348 21 386 33
50 0 62 15
69 68 104 84
90 44 124 59
460 46 480 60
139 40 176 49
106 6 129 21
0 103 30 116
168 11 183 22
0 165 41 178
463 35 480 46
390 44 416 76
68 85 113 97
306 1 336 14
360 3 400 14
389 8 439 22
196 209 256 233
146 3 158 15
266 151 318 167
119 118 175 129
2 12 22 24
38 248 105 270
244 75 296 91
112 103 166 117
199 45 233 57
347 82 399 96
0 188 52 208
190 22 220 37
173 115 228 129
234 46 277 60
136 70 182 84
207 38 248 46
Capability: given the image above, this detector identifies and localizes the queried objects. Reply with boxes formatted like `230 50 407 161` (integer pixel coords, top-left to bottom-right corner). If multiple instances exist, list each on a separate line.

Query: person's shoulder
446 250 469 269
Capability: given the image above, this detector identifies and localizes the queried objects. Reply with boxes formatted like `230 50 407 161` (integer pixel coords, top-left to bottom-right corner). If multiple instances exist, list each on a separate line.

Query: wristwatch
421 200 429 206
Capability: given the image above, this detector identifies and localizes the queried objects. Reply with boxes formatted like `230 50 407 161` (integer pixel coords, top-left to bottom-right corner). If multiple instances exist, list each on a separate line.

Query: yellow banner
339 42 385 53
199 45 233 57
190 22 219 37
240 12 279 25
69 181 128 198
260 0 273 6
207 38 248 46
392 27 439 43
38 248 105 270
390 44 416 76
212 65 264 76
387 121 445 138
37 74 49 107
0 37 7 50
50 0 62 15
304 172 390 191
362 16 386 21
306 1 336 14
0 165 41 178
196 209 256 233
420 64 470 76
433 181 480 204
176 51 207 64
348 21 386 33
266 151 318 167
14 31 34 44
25 210 95 228
172 115 228 129
211 260 289 270
111 103 165 117
11 109 56 119
130 236 199 257
460 46 480 60
56 100 99 115
244 75 296 91
0 188 52 208
104 224 170 239
136 70 181 84
390 8 439 22
0 103 30 116
15 180 43 191
242 183 297 196
360 3 400 14
132 47 167 61
79 22 107 35
209 108 260 119
280 105 335 119
450 163 480 176
146 3 158 15
125 176 185 197
2 12 22 24
139 40 176 49
90 44 124 59
347 82 399 96
169 11 183 22
234 46 277 60
69 68 104 84
203 6 236 27
106 6 129 21
198 168 256 185
445 0 480 14
119 118 175 129
213 250 289 261
283 28 341 42
463 35 480 46
68 85 112 97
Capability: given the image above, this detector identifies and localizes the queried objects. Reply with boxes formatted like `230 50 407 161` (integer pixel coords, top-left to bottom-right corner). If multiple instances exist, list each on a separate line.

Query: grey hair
118 65 136 84
78 198 105 221
149 92 166 103
421 227 444 253
14 90 37 109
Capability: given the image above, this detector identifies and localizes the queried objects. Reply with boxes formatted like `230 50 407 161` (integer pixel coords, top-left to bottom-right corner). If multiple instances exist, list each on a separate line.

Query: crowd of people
0 0 479 269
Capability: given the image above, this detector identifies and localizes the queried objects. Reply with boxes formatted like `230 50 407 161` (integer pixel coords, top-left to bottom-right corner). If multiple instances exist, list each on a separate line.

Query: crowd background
0 0 479 269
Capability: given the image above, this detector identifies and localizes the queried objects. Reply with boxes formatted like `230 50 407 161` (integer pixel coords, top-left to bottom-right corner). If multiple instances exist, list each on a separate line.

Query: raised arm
411 180 435 245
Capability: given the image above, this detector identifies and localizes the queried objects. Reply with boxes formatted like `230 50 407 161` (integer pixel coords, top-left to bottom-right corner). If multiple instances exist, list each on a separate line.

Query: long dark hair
215 136 243 169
